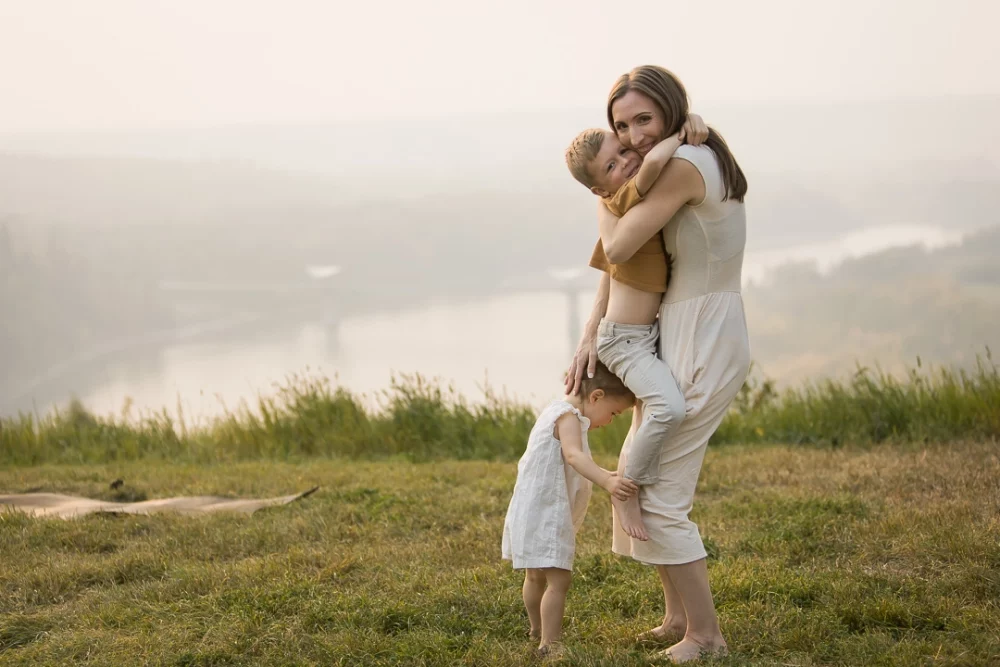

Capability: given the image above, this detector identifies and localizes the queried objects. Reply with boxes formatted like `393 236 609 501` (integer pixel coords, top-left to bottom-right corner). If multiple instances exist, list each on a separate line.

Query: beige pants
597 319 685 485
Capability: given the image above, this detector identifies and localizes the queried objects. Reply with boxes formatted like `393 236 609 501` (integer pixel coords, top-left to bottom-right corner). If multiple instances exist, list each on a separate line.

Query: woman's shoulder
673 144 719 175
672 144 725 205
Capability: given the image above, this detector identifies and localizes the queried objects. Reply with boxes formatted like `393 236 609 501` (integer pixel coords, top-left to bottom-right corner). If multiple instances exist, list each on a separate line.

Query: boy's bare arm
556 413 637 500
634 132 684 196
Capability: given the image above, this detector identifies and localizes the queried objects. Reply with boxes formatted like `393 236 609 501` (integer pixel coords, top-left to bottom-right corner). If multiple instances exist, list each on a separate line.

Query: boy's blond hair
565 128 609 190
580 361 636 403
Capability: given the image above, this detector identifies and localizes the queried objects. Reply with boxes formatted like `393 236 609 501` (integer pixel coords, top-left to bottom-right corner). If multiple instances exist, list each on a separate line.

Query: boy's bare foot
611 494 649 541
637 621 686 646
656 637 728 663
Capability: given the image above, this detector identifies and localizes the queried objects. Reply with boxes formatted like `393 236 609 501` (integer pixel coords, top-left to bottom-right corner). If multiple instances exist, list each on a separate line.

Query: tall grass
2 354 998 466
715 352 1000 446
0 374 537 466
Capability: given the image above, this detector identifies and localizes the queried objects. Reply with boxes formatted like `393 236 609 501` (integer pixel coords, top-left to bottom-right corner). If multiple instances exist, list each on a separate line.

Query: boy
563 129 687 541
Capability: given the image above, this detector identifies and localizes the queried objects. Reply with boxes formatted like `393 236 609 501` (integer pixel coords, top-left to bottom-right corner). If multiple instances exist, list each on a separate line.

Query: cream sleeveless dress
502 401 594 571
611 144 752 565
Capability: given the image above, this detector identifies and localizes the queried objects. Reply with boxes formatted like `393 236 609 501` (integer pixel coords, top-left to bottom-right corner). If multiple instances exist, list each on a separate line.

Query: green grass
2 442 998 665
2 356 998 662
716 354 1000 447
3 354 1000 467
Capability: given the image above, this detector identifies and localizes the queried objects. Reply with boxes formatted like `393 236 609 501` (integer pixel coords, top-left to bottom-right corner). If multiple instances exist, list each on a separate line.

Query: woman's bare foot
656 636 728 663
636 620 686 646
611 494 649 541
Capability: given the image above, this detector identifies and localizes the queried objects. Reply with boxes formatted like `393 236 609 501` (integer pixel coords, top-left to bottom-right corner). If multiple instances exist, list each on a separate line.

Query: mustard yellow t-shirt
604 178 644 218
589 179 671 293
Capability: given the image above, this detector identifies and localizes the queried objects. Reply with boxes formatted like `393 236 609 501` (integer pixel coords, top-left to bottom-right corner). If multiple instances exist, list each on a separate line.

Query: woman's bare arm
565 271 610 395
599 159 705 264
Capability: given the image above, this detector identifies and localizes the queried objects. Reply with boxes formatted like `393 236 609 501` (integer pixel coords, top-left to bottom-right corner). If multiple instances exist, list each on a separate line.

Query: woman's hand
564 332 598 396
683 113 709 145
602 472 639 501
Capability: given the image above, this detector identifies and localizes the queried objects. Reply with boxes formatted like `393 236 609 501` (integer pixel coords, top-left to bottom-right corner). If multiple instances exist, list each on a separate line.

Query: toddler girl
501 361 637 656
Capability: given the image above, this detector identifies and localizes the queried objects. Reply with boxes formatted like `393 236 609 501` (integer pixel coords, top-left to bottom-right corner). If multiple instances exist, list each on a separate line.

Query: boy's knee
665 397 686 427
646 394 686 432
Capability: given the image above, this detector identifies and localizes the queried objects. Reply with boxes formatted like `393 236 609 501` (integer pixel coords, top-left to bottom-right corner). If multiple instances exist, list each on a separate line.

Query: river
17 223 963 421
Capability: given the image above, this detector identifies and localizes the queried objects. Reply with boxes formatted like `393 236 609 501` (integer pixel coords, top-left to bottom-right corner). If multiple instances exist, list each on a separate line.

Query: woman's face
611 90 666 158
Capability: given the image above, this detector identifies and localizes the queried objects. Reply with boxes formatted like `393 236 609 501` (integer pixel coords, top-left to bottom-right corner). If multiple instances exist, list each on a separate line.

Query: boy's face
588 132 642 198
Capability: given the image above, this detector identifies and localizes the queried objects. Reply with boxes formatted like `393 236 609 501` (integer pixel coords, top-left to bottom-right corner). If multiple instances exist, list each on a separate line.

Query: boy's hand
602 472 638 501
683 113 709 145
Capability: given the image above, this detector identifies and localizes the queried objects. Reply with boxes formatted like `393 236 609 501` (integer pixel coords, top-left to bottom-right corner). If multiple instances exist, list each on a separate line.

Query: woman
566 65 751 663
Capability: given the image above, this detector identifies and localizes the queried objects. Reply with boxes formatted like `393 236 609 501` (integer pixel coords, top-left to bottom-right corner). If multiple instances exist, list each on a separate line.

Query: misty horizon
4 0 1000 419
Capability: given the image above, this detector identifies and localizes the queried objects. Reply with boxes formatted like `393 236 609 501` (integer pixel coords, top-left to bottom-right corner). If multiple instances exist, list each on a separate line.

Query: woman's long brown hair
607 66 747 202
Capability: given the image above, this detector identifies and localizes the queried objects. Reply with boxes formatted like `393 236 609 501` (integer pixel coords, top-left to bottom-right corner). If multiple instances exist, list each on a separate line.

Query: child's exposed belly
605 279 661 325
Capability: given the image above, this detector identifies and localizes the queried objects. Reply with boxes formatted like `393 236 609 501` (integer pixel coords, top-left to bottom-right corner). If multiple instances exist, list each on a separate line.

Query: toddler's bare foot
637 621 686 646
536 641 565 662
656 637 728 663
528 627 540 641
611 494 649 541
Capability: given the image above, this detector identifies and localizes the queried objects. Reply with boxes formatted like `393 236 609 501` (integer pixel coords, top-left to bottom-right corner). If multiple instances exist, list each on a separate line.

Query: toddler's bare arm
556 413 637 500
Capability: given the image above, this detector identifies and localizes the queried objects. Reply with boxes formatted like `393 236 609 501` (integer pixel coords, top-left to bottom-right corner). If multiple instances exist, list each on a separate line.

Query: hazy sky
1 0 997 132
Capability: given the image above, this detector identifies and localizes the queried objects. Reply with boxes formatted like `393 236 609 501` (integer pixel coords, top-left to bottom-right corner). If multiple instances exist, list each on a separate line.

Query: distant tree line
743 225 1000 384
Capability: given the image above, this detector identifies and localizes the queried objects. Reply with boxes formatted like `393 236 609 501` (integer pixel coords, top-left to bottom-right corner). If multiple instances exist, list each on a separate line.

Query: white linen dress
502 401 593 571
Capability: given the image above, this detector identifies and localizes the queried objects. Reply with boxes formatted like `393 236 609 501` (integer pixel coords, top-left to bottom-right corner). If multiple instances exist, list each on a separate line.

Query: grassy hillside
1 442 997 665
